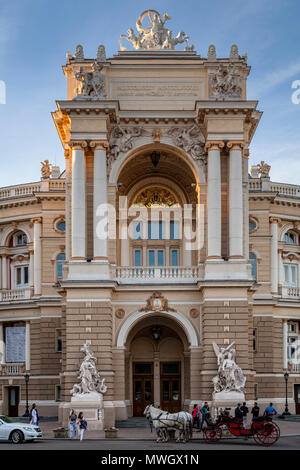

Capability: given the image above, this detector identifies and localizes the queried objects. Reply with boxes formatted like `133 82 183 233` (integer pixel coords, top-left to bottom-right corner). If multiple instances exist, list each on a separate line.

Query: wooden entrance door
8 387 19 417
295 384 300 414
133 363 153 416
160 362 181 413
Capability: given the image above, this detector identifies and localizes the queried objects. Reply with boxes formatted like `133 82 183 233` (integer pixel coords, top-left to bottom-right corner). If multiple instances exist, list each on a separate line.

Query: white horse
144 405 193 443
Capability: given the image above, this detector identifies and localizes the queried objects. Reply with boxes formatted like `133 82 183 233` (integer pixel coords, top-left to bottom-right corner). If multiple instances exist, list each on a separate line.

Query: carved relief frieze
209 65 242 100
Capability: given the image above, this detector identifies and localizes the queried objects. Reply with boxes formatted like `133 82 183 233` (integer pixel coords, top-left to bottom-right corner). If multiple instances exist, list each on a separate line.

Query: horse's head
143 404 151 418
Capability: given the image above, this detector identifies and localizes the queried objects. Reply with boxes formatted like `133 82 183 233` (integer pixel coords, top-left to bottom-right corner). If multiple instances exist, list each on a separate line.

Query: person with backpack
77 412 87 441
200 402 210 431
263 403 277 417
29 403 39 426
192 404 200 430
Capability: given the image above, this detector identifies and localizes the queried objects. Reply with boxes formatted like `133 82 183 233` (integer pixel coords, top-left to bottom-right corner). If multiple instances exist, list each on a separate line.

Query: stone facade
0 12 300 423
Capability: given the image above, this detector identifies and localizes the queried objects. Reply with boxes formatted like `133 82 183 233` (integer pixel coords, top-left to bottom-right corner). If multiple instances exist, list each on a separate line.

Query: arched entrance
124 314 191 416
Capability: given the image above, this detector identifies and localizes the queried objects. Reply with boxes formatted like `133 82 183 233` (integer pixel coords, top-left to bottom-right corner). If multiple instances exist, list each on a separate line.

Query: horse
144 404 193 443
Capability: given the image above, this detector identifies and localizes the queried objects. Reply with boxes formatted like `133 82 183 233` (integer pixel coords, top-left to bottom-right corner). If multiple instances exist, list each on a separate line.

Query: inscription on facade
111 81 203 99
5 327 26 363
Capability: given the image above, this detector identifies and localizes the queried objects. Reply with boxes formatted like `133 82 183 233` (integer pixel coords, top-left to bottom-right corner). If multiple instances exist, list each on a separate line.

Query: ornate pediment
139 292 176 313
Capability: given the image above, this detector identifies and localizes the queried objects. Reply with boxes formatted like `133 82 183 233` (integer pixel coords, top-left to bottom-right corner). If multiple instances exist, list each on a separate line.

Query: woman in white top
30 403 39 426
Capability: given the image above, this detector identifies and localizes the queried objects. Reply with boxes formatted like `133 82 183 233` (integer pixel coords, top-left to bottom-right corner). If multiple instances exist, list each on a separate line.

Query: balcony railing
0 179 65 200
114 266 201 283
281 287 300 299
291 363 300 373
0 363 25 375
248 178 300 197
0 288 32 302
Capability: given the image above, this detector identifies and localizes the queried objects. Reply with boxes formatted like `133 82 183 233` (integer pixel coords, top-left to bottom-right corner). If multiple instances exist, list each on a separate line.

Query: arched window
249 219 257 232
56 253 66 279
284 231 298 245
249 253 257 281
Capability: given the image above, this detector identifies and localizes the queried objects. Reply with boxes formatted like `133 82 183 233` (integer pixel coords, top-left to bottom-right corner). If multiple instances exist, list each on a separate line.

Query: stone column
283 319 288 369
31 218 42 296
25 322 30 371
0 324 5 365
1 255 7 289
228 142 244 258
206 142 224 259
71 142 87 259
270 217 280 294
119 194 129 266
92 142 108 260
29 250 34 288
278 249 283 288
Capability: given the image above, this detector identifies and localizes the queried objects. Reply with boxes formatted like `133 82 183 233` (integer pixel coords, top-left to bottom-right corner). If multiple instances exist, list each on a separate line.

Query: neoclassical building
0 11 300 425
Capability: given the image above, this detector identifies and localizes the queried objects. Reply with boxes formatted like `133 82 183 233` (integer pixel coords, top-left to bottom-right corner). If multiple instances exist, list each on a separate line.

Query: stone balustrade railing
113 266 201 283
291 363 300 373
0 288 32 302
0 179 65 200
249 178 300 197
282 287 300 299
0 363 25 375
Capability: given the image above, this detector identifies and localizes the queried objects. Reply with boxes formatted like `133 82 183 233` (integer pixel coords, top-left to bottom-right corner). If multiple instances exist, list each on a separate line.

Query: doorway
133 362 153 416
8 387 19 417
295 384 300 414
160 362 181 413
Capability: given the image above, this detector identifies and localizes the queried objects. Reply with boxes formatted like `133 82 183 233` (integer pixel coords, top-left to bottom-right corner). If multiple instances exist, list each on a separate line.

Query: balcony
0 288 32 302
281 287 300 300
114 266 201 284
0 363 25 375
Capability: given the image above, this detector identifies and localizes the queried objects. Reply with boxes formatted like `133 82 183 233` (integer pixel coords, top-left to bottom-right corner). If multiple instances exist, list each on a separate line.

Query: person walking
77 412 87 441
69 409 78 439
192 404 200 430
200 402 210 431
251 402 260 420
29 404 39 426
240 402 249 429
263 403 277 417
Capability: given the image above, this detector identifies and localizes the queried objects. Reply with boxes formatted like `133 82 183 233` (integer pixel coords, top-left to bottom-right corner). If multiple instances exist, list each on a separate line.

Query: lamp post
282 372 291 416
23 374 30 418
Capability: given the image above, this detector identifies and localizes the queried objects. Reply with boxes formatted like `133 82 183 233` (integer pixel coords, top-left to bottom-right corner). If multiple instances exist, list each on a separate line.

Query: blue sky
0 0 300 187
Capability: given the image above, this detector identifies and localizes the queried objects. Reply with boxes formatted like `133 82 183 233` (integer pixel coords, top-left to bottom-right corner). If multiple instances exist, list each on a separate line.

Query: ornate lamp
282 372 291 416
152 326 161 341
23 374 30 417
150 151 160 168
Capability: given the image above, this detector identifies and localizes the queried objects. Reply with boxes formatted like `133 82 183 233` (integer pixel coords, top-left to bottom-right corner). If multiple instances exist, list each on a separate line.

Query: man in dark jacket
234 403 243 421
240 402 249 429
251 402 260 420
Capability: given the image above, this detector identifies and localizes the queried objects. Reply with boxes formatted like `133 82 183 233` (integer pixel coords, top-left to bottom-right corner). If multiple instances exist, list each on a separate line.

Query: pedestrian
251 402 260 420
192 404 200 430
263 402 277 417
29 403 39 426
234 403 243 423
240 401 249 429
200 402 210 431
77 412 87 441
69 409 78 438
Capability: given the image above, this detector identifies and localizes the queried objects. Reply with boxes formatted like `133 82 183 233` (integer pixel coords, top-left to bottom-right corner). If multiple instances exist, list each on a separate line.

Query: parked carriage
203 413 280 447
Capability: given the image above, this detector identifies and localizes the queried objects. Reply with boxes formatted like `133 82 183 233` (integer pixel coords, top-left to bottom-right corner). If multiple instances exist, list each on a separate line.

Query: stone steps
116 417 150 428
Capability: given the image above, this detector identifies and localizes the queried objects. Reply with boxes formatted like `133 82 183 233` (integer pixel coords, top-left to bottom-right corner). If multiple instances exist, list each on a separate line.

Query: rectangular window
157 250 164 266
56 329 62 353
148 250 155 266
56 385 61 402
148 221 164 240
133 221 142 240
15 265 29 288
253 329 257 352
170 221 180 240
171 249 179 266
283 264 298 286
134 249 142 267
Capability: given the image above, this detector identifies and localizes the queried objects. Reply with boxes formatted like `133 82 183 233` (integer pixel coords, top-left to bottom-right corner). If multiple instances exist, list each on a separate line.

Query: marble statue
209 65 242 99
97 45 106 63
212 342 246 393
70 343 107 398
207 44 216 60
167 124 206 166
230 44 239 60
258 160 271 178
75 44 84 61
119 9 193 51
40 160 51 179
74 62 106 100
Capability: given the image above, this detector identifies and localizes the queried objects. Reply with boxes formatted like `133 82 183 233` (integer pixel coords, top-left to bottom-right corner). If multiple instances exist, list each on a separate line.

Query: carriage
203 413 280 447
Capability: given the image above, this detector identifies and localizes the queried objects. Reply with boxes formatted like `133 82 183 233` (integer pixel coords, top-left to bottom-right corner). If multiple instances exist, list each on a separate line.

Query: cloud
248 59 300 97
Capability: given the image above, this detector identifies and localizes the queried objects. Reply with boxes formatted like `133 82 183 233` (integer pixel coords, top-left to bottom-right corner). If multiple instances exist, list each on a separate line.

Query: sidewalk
39 419 300 440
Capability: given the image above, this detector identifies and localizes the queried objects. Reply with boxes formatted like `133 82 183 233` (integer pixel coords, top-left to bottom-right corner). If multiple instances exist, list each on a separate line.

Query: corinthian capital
205 141 225 152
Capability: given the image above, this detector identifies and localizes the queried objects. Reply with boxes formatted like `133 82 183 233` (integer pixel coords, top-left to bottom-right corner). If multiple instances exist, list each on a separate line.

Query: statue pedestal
68 392 105 431
212 390 245 420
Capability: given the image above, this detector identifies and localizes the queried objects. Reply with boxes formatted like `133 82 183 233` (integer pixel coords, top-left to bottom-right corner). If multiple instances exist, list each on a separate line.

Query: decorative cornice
269 217 281 224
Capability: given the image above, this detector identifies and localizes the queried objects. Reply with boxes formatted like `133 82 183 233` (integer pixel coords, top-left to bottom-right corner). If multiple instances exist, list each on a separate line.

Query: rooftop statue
119 9 193 51
74 62 106 100
40 160 51 179
212 341 246 394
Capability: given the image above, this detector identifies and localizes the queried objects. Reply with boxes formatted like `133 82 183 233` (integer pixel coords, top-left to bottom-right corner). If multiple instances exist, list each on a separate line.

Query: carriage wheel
203 426 222 444
253 422 280 447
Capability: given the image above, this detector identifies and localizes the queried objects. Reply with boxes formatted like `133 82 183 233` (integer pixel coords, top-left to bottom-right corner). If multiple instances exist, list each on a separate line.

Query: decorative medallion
133 187 180 208
139 292 176 312
115 308 125 319
190 308 199 319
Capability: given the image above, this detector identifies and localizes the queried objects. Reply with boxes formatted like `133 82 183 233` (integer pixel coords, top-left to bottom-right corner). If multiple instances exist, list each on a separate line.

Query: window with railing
283 263 298 287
